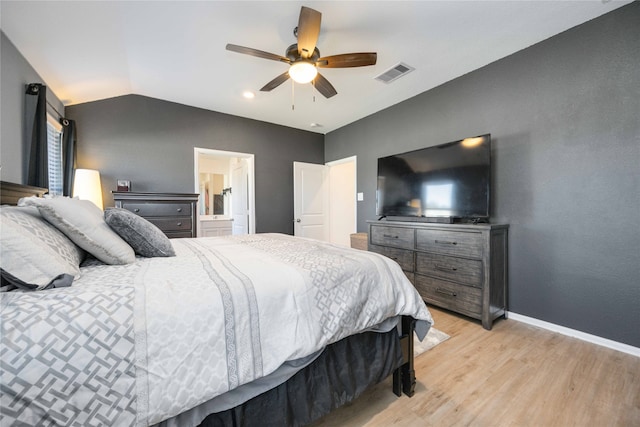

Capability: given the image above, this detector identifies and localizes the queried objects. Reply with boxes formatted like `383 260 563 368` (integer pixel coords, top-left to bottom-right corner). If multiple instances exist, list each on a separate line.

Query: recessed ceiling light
310 123 324 128
243 91 255 99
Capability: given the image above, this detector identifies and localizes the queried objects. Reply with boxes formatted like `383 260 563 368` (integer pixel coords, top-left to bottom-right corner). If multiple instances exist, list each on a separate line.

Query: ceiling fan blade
260 71 291 92
313 73 337 99
316 53 377 68
296 6 321 59
226 44 290 64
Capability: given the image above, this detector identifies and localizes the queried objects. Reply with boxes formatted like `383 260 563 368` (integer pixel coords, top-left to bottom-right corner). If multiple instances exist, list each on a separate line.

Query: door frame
194 148 256 235
326 155 357 245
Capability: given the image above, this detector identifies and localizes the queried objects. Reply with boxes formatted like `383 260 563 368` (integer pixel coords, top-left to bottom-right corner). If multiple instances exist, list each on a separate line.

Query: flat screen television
376 134 491 222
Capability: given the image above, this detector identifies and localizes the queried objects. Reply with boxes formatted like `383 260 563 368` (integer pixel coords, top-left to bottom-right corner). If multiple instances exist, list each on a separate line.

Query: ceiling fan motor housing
286 44 320 62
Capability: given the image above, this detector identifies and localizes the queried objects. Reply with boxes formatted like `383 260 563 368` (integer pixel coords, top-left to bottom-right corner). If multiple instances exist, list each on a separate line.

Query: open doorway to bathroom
194 148 255 236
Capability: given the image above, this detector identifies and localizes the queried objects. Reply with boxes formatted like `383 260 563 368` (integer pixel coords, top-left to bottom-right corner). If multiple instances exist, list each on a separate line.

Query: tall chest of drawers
368 221 508 330
113 192 199 238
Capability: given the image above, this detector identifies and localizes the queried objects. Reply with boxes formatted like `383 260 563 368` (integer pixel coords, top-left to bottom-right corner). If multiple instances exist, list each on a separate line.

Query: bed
0 181 433 427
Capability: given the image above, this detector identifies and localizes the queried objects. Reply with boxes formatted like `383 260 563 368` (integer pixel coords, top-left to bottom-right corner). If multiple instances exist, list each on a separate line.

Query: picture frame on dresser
368 220 508 330
116 180 131 192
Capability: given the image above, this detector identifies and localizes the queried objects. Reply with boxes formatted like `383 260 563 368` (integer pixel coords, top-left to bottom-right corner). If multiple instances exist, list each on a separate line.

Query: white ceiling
1 1 630 134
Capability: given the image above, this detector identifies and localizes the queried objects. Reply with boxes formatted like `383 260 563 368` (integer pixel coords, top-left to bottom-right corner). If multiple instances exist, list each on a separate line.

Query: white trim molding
507 311 640 358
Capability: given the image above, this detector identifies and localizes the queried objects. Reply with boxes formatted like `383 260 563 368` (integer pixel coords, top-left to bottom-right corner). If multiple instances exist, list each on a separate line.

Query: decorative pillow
19 196 135 265
0 206 84 290
104 208 175 257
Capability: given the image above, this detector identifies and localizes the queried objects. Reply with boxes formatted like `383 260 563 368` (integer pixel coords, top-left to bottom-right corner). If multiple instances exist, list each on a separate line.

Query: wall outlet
357 192 364 201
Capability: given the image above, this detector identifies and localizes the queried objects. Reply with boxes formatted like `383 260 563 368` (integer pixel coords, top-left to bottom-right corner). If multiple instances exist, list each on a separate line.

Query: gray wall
3 6 638 347
65 95 324 234
325 4 640 347
0 32 65 183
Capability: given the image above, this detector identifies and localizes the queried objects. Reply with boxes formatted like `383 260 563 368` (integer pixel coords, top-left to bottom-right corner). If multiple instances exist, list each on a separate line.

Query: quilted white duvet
1 233 432 426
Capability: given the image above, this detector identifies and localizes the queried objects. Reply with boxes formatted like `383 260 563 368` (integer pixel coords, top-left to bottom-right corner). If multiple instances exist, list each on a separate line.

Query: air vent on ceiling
375 62 415 84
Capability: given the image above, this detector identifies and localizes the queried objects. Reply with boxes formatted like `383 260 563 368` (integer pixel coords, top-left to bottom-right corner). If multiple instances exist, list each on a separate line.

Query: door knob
296 219 301 223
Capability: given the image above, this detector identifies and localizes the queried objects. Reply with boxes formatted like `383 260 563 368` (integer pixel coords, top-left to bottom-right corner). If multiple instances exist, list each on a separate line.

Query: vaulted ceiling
1 1 630 134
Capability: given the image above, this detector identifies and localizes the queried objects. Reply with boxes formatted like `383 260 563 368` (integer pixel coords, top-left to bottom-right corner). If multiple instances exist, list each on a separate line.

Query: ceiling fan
226 6 377 99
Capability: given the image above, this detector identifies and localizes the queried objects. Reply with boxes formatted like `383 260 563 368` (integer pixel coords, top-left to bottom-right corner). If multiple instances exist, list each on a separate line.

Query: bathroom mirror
198 172 226 216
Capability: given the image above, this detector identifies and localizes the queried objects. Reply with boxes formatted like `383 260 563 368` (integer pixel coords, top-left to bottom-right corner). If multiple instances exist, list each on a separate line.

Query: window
422 182 455 217
46 114 63 196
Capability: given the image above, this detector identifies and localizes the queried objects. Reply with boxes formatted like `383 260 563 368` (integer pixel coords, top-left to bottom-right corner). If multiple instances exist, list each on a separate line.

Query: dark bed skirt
199 328 403 427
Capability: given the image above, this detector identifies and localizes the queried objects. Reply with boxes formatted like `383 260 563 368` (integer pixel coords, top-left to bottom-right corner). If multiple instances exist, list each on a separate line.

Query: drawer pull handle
134 208 140 213
176 208 182 212
435 239 457 246
176 222 182 226
436 288 457 297
435 265 457 272
383 234 399 239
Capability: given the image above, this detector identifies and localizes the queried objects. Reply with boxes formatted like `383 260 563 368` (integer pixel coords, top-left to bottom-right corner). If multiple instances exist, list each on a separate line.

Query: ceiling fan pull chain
312 79 316 103
291 79 295 110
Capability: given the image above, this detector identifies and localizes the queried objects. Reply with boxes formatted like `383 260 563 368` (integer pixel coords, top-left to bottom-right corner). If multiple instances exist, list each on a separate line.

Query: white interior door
231 160 249 235
293 161 328 241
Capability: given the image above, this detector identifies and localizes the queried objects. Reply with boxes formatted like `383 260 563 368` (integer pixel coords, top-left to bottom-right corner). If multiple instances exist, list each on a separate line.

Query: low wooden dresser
113 192 199 238
368 220 508 330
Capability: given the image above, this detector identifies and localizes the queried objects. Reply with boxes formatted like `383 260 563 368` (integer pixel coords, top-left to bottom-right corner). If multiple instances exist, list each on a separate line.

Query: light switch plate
357 192 364 201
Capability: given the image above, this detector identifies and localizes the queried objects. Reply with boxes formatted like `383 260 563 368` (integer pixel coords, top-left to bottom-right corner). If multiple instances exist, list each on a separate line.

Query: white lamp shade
289 61 318 84
73 169 103 210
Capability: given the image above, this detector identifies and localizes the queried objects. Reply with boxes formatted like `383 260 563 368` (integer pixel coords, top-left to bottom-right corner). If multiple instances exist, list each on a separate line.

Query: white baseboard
507 311 640 358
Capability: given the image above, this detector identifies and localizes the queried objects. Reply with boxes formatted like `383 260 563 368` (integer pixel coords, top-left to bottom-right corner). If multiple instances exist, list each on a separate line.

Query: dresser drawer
416 229 483 258
370 225 414 249
416 252 483 287
164 231 192 239
120 202 192 217
147 218 192 232
369 244 415 272
414 275 482 317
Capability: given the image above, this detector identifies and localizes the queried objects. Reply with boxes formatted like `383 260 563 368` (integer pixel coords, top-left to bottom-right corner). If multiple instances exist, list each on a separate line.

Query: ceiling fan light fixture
289 61 317 84
226 6 375 99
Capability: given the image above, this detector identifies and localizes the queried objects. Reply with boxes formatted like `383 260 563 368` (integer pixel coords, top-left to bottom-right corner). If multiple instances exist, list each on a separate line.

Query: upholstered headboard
0 181 48 206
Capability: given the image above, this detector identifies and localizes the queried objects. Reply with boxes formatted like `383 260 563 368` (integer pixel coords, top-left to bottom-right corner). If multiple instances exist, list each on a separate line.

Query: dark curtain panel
25 83 48 188
61 118 77 196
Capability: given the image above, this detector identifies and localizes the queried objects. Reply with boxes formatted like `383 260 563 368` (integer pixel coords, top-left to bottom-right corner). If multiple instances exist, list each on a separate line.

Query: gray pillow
104 208 175 257
0 206 84 290
19 196 135 265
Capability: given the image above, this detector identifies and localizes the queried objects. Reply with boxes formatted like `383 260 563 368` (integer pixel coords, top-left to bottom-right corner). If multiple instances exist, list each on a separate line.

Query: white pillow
0 206 84 289
19 196 135 265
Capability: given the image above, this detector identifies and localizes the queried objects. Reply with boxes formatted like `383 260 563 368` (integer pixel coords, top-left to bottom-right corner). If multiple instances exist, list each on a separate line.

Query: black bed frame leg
392 369 402 397
393 316 416 397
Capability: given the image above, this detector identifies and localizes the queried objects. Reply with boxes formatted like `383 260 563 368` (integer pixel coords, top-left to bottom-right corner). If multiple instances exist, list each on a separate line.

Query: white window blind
46 114 63 196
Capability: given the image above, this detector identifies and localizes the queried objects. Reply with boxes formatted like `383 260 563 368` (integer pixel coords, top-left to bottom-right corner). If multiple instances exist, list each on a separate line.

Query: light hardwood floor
312 307 640 427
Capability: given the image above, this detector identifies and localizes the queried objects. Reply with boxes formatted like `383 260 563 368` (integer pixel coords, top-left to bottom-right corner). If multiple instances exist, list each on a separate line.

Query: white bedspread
1 233 432 426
